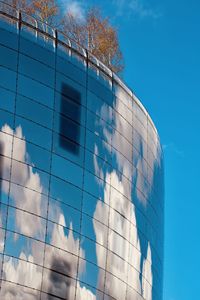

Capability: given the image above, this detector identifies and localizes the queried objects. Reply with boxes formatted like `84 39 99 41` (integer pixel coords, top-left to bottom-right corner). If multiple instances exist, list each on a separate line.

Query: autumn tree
4 0 34 14
62 7 124 74
31 0 58 26
61 12 85 46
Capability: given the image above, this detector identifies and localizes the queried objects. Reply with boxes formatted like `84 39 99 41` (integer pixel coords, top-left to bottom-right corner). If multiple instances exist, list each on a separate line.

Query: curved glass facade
0 7 164 300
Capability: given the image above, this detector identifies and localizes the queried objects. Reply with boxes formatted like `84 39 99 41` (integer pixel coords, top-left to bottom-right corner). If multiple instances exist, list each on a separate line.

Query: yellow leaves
6 0 34 14
63 6 124 74
32 0 58 24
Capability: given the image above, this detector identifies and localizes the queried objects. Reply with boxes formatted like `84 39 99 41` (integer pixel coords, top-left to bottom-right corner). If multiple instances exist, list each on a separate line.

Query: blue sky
61 1 200 299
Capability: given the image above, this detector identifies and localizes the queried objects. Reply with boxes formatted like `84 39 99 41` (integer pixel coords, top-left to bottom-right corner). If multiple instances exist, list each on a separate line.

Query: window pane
80 235 106 270
18 74 54 108
50 176 82 210
54 112 84 147
9 183 48 218
78 258 105 291
3 255 43 289
0 86 15 113
88 75 113 107
15 116 52 150
44 244 78 277
0 26 18 50
82 191 109 226
55 91 85 126
57 56 86 86
46 220 80 255
0 281 40 299
42 268 76 299
0 156 11 181
0 110 14 130
53 132 84 166
0 131 13 158
7 207 46 241
11 160 50 194
87 90 113 125
51 154 83 188
5 230 45 265
104 272 126 300
16 95 53 129
48 198 81 233
20 35 55 68
56 72 86 107
0 66 16 91
13 137 51 172
0 44 17 71
19 54 55 88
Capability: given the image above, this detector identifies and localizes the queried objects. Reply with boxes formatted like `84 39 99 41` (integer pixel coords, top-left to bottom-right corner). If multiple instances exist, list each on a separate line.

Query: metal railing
0 0 159 137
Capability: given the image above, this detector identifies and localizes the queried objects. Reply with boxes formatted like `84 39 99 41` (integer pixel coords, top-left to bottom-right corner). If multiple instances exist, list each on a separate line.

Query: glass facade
0 7 164 300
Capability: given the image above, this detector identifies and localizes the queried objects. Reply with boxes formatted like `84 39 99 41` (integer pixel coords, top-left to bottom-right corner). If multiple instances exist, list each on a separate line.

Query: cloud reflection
92 88 156 299
0 79 162 299
0 124 95 299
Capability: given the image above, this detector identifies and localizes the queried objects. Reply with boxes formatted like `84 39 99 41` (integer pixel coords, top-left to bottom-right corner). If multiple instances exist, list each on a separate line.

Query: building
0 3 164 300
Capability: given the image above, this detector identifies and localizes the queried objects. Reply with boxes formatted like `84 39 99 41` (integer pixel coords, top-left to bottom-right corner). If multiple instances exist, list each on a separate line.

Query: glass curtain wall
0 14 164 300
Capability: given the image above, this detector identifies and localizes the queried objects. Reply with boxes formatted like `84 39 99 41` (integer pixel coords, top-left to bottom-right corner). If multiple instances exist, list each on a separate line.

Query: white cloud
163 142 184 158
129 0 161 19
63 0 85 21
113 0 162 19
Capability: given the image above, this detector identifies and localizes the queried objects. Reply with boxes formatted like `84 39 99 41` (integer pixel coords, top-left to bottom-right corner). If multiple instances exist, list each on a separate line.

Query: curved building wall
0 10 164 300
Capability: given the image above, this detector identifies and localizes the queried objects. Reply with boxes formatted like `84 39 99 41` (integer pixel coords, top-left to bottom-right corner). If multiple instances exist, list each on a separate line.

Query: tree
62 12 85 45
4 0 34 14
31 0 58 26
62 7 124 74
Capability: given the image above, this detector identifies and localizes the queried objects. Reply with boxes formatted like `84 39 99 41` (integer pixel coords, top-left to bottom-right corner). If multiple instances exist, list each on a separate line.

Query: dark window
60 84 81 154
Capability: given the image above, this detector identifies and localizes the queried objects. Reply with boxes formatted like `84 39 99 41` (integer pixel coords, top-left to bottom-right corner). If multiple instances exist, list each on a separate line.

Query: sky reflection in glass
0 17 164 300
